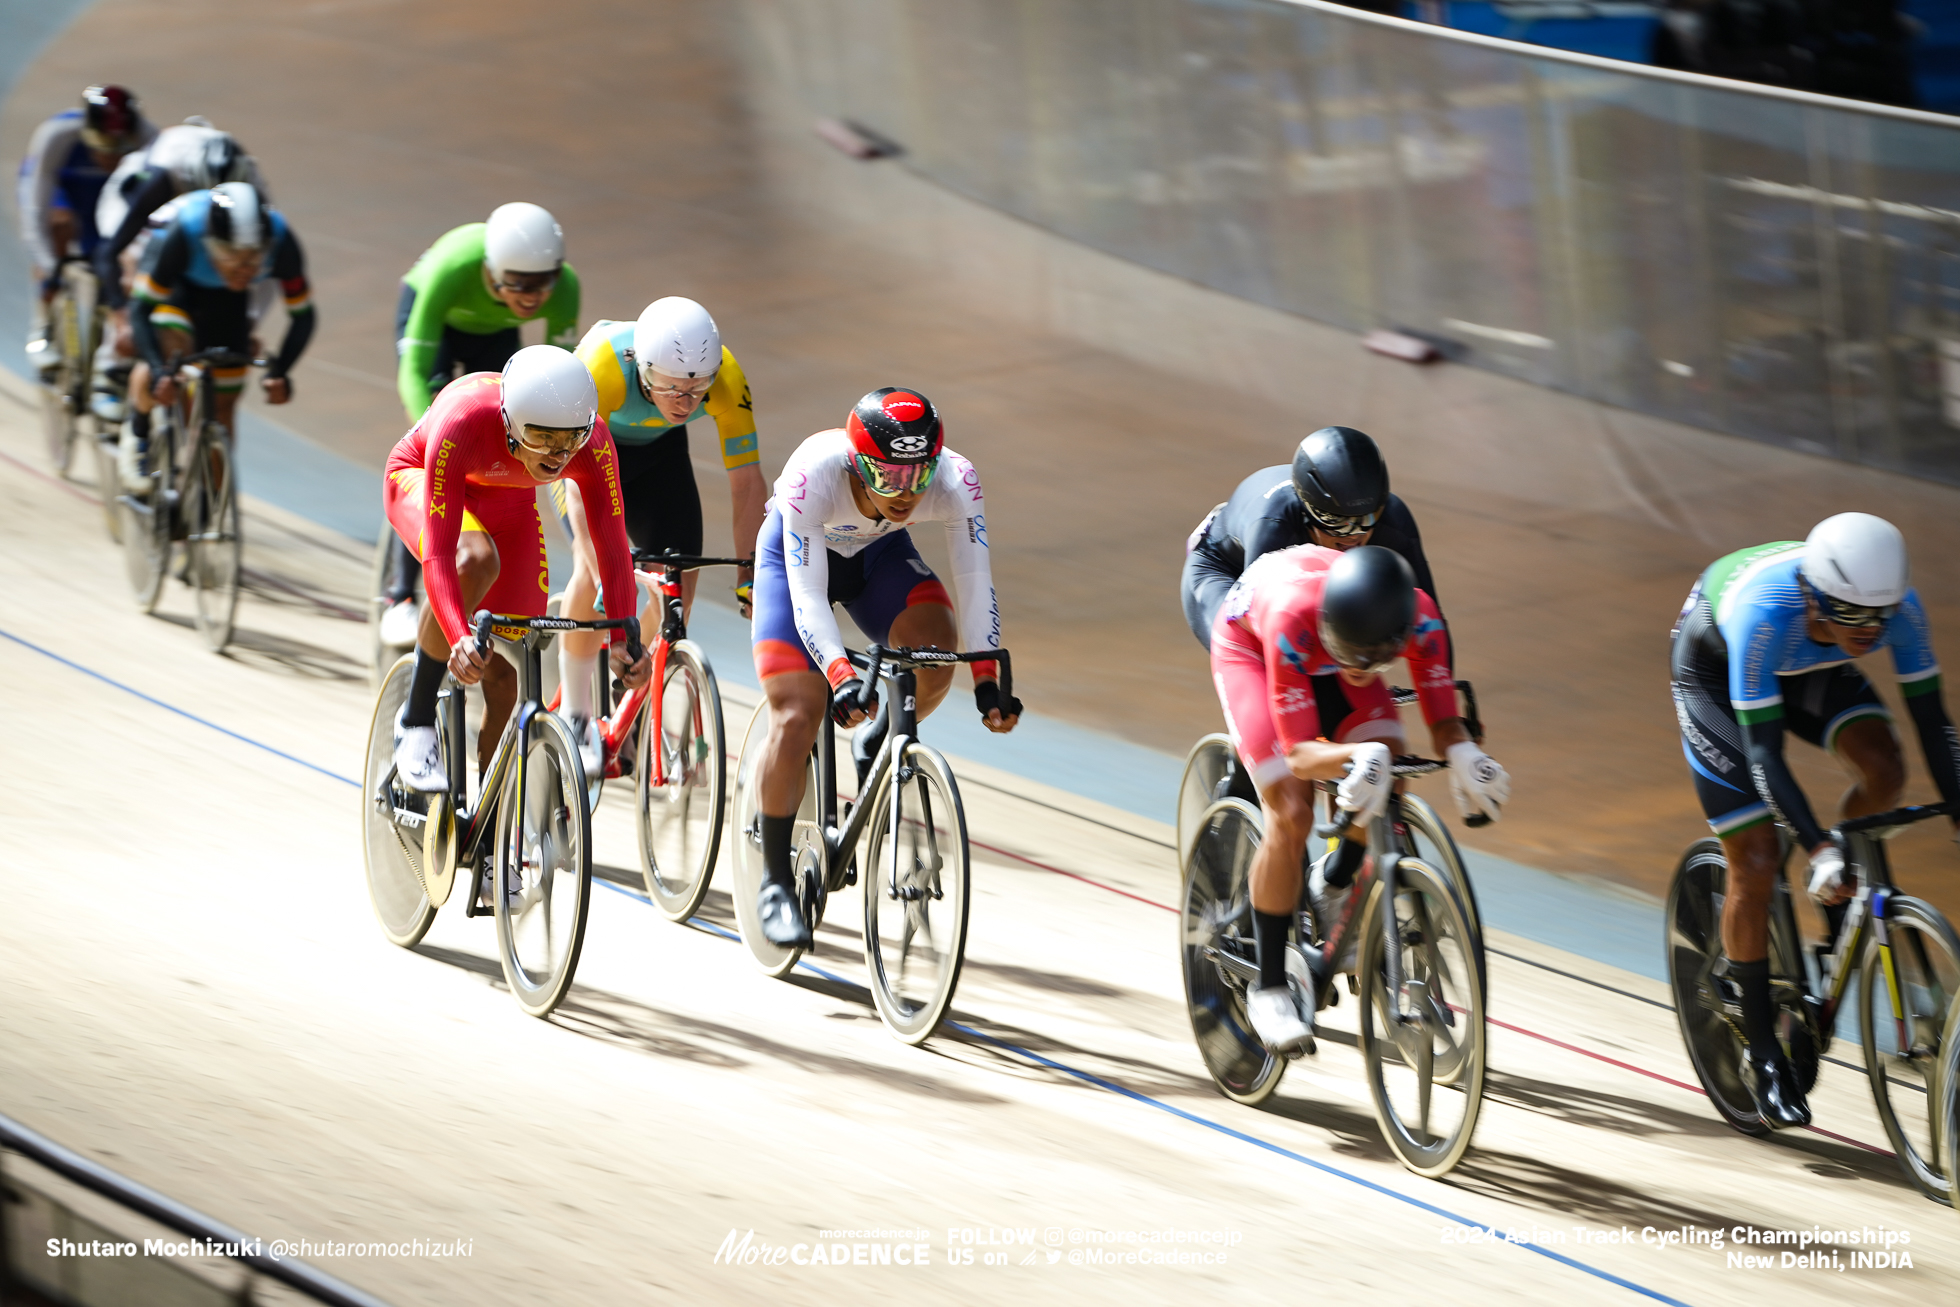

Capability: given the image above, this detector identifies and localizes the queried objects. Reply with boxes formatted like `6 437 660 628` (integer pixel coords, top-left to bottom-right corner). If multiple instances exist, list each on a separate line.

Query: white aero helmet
633 296 721 386
500 345 597 445
206 181 266 248
1800 512 1909 614
483 202 564 280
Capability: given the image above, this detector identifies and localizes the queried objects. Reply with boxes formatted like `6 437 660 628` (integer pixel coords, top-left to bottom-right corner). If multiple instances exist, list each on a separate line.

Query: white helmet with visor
500 345 597 458
1800 512 1910 627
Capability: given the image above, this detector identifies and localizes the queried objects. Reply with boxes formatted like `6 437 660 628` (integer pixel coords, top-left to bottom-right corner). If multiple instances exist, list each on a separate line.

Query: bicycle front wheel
1859 894 1960 1201
1356 856 1487 1177
187 427 241 651
1939 1002 1960 1211
361 654 436 947
862 742 970 1043
1398 794 1486 997
494 710 593 1017
1180 798 1286 1106
637 641 727 922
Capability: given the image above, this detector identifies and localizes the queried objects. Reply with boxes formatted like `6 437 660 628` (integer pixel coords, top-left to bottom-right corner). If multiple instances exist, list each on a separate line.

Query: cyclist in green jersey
378 202 581 643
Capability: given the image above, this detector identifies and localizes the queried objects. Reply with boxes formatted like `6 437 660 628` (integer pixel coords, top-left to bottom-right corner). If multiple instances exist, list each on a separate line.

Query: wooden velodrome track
3 1 1959 1302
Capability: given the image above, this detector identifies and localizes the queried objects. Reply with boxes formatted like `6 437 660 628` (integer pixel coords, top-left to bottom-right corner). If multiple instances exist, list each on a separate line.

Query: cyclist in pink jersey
381 346 648 790
1211 544 1510 1053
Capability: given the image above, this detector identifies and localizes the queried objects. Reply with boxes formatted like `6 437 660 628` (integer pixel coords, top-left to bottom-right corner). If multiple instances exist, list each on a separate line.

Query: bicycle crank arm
1202 945 1261 987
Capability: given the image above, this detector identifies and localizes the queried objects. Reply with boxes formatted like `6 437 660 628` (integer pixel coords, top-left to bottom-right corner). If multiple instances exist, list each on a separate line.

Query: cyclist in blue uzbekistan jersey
1670 513 1960 1129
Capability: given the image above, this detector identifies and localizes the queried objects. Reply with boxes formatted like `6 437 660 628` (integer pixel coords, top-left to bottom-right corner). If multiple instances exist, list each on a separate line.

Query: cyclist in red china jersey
1211 544 1510 1053
381 346 649 790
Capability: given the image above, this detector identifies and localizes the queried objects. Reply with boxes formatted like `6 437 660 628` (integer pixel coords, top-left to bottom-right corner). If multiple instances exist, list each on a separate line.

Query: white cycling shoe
1248 985 1315 1056
393 723 447 793
377 597 421 646
117 421 154 494
26 335 59 378
565 714 605 781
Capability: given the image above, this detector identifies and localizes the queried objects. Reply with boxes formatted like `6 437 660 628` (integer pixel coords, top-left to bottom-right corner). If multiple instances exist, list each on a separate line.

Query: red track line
0 446 99 505
969 835 1180 913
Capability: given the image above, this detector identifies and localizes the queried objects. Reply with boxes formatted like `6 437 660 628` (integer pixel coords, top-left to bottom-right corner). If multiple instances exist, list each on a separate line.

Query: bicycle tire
40 275 84 472
1399 794 1487 998
188 427 241 651
1939 1002 1960 1214
494 708 593 1018
1177 734 1236 863
93 431 122 541
729 700 822 978
119 464 170 614
1356 855 1487 1177
637 641 727 922
1664 840 1770 1136
862 741 971 1043
361 654 437 947
366 532 418 687
1858 894 1960 1201
1180 798 1287 1106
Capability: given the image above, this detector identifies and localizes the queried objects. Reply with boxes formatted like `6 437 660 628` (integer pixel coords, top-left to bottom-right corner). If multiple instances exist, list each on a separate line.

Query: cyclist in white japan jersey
748 387 1020 947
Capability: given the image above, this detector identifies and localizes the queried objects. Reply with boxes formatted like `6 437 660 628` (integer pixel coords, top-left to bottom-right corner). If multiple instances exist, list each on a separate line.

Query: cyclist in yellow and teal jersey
551 296 765 771
376 202 581 643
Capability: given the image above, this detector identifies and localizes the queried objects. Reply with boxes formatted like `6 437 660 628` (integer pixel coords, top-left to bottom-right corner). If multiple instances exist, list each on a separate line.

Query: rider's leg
553 479 605 721
886 602 958 717
1717 820 1784 1057
1251 774 1317 986
619 433 704 619
758 671 828 891
1831 715 1905 820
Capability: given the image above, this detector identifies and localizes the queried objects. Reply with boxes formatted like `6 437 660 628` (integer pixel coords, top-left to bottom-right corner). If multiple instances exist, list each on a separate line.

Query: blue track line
23 629 1695 1307
0 626 361 788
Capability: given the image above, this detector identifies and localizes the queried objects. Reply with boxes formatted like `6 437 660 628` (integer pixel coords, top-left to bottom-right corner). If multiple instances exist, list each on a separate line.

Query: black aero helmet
1291 426 1389 536
1318 545 1417 671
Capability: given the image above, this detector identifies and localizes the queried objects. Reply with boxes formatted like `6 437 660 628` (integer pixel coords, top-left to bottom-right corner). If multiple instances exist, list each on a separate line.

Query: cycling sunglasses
638 367 717 402
853 453 937 498
513 422 593 457
492 269 559 297
1307 506 1381 538
1805 580 1897 629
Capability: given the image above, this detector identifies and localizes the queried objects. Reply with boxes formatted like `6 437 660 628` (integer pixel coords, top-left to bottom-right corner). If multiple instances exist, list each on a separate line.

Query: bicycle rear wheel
187 427 241 651
1180 798 1286 1105
92 429 122 541
729 701 821 977
862 742 970 1043
1859 895 1960 1201
1177 734 1236 863
119 444 170 615
362 654 436 947
637 641 727 922
1357 856 1487 1177
494 710 592 1018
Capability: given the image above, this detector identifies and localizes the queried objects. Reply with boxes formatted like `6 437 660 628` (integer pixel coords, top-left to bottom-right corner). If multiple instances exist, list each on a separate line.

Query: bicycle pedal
1346 974 1359 996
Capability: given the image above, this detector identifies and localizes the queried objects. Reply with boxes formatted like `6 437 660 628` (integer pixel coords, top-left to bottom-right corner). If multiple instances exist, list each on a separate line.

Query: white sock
559 649 597 721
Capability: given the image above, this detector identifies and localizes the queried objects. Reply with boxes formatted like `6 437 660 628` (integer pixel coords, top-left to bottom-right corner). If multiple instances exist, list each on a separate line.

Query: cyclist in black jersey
1180 426 1450 928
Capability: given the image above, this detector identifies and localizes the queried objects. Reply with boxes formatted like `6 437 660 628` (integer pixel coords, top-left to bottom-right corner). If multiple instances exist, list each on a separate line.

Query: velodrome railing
0 1112 390 1307
755 0 1960 485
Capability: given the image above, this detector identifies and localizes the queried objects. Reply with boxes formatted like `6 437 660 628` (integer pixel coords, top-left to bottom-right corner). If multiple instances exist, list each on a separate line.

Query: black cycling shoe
757 880 813 949
1743 1052 1812 1130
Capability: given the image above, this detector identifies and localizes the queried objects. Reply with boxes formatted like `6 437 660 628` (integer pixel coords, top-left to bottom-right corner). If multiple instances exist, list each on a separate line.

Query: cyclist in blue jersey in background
1670 512 1960 1129
17 85 154 375
118 182 313 491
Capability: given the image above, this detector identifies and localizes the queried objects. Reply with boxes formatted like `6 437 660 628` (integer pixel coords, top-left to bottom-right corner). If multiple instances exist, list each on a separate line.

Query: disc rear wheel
1177 734 1237 863
1665 840 1769 1136
362 654 436 947
1180 798 1285 1105
638 643 727 922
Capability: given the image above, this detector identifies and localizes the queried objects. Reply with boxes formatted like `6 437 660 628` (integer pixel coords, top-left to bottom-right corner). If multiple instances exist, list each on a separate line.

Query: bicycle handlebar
1389 679 1482 740
470 609 644 662
174 348 264 371
629 550 752 573
1312 753 1489 838
1834 801 1955 838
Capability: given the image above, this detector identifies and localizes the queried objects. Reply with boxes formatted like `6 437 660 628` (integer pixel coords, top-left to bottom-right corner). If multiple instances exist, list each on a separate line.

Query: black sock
1728 958 1778 1058
1822 899 1850 951
388 538 423 605
402 649 446 728
1254 909 1291 990
129 408 150 442
761 814 795 891
1325 838 1366 889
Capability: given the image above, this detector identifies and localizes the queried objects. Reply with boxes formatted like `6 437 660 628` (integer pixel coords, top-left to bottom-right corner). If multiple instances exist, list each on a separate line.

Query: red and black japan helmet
80 85 142 152
846 387 944 497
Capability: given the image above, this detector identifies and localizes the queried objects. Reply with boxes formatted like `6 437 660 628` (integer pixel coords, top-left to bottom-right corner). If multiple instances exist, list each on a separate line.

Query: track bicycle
36 256 104 480
1176 681 1490 947
362 609 642 1018
1181 753 1488 1177
729 644 1012 1043
117 347 251 651
1667 800 1959 1199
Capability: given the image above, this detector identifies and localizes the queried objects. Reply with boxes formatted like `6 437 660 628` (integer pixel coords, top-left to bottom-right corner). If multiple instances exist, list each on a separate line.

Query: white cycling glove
1806 844 1848 905
1336 742 1395 826
1445 741 1511 823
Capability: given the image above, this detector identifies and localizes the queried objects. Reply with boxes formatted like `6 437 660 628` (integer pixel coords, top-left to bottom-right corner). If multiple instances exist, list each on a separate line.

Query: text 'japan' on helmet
501 345 597 437
633 297 721 385
483 202 564 280
846 387 944 497
1292 426 1389 526
1801 513 1909 609
206 182 266 248
1318 545 1417 671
